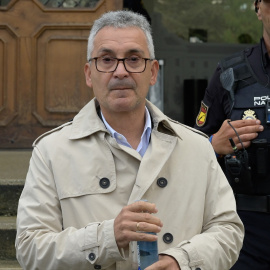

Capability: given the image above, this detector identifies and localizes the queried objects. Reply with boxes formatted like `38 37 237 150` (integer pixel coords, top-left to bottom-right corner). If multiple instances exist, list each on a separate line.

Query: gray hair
87 10 155 60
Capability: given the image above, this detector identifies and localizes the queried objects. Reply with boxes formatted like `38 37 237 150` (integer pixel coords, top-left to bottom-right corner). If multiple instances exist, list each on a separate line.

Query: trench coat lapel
128 129 177 203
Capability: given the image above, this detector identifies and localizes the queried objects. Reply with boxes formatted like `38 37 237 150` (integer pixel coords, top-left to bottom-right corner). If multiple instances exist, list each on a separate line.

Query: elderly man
16 10 243 270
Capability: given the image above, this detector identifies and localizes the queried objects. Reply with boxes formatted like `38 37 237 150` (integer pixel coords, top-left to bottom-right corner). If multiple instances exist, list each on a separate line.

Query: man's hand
114 200 163 249
145 254 180 270
212 119 264 155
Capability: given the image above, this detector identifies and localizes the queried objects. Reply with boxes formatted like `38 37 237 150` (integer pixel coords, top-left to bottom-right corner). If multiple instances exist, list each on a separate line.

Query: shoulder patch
33 121 73 147
196 101 208 127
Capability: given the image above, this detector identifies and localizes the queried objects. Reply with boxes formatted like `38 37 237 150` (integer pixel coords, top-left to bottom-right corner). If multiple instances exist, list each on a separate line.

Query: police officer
194 0 270 269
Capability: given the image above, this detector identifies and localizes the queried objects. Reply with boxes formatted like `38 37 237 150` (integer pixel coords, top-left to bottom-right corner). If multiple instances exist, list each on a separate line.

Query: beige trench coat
16 98 244 270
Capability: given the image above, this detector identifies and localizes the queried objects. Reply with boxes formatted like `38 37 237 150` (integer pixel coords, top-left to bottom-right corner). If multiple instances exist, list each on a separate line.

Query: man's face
84 26 159 115
257 0 270 38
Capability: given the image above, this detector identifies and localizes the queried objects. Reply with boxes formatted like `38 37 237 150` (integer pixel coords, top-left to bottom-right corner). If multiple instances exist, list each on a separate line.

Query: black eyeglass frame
88 57 154 73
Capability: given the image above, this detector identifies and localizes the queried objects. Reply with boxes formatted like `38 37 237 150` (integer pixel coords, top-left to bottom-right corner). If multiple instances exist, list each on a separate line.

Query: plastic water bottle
131 199 159 269
137 232 158 269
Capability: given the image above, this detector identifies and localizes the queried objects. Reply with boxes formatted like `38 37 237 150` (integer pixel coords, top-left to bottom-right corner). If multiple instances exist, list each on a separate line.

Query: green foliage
154 0 262 44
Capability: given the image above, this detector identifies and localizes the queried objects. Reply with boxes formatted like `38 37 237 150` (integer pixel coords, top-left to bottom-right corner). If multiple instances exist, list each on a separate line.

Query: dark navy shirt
194 38 270 135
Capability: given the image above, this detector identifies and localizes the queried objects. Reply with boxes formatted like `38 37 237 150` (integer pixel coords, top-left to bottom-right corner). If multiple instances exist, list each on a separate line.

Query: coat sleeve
160 140 244 270
15 146 125 270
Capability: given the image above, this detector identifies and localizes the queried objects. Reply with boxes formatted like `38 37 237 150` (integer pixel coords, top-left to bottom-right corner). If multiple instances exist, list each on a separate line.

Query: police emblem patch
242 109 257 120
196 101 208 127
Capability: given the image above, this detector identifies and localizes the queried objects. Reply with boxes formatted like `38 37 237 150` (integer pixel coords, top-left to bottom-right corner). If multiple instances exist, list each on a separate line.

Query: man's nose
113 60 129 76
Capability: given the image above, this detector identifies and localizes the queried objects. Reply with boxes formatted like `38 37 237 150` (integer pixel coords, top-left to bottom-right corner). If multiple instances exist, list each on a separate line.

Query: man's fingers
235 125 263 136
136 231 158 241
224 119 263 138
235 141 252 150
135 221 162 233
128 200 158 214
228 119 261 128
133 213 163 230
213 119 263 155
114 202 163 248
118 202 163 229
238 132 259 142
230 133 258 150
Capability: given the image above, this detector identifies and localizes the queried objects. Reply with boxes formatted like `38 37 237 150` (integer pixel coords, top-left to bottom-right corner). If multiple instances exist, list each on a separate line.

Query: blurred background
0 0 261 148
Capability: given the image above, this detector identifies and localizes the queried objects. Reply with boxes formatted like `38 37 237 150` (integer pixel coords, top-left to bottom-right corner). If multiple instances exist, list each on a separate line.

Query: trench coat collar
69 98 181 140
69 98 107 139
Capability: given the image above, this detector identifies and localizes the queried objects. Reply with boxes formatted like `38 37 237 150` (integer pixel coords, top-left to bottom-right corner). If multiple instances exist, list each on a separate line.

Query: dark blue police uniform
194 38 270 270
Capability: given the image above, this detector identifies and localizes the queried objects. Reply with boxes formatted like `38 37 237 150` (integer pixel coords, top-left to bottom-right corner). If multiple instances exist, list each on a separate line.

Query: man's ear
84 63 93 88
150 60 159 86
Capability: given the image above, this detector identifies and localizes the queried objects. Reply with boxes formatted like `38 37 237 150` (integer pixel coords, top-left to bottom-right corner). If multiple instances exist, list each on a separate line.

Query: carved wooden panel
0 0 123 148
33 26 90 126
0 25 17 127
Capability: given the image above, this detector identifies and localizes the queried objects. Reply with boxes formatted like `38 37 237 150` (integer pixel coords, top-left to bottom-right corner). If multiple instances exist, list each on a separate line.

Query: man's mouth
108 80 136 91
111 87 131 90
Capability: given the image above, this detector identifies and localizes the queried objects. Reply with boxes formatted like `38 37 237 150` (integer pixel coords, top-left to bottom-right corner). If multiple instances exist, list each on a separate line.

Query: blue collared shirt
101 107 152 157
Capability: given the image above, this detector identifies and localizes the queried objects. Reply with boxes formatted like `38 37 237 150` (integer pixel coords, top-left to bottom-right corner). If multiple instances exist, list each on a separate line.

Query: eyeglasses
88 56 154 73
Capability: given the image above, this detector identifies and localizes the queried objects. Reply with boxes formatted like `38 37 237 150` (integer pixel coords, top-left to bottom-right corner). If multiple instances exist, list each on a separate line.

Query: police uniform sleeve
195 65 231 135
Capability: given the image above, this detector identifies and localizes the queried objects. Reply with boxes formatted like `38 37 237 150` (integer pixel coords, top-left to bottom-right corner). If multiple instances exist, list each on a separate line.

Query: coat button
157 177 168 188
163 233 173 244
88 252 96 261
99 177 110 189
94 265 101 269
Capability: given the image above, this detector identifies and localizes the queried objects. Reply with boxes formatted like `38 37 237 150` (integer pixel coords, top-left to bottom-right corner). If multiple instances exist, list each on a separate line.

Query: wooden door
0 0 122 148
